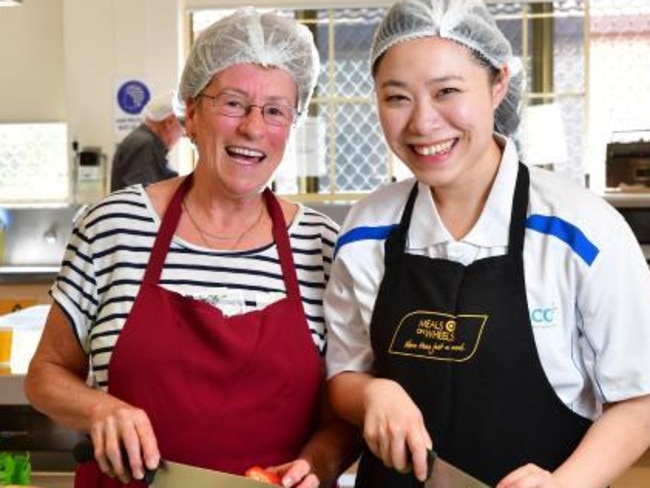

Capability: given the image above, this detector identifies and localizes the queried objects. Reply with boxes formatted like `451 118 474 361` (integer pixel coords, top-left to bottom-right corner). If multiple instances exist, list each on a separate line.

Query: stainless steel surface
0 205 82 283
603 192 650 208
0 266 60 284
152 460 269 488
427 457 490 488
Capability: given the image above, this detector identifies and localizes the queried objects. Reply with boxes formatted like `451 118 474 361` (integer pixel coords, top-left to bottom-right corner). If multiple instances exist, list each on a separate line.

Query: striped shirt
51 185 339 390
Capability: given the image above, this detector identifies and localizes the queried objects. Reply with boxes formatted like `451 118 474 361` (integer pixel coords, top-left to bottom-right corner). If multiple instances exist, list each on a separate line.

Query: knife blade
73 438 274 487
425 452 491 488
151 459 273 488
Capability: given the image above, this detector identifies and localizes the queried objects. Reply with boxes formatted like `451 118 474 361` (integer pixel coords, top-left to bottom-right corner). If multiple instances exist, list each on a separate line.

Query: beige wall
62 0 185 158
0 0 185 165
0 0 65 122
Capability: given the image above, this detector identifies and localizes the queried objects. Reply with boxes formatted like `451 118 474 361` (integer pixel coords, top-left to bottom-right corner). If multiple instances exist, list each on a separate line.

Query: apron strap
143 174 194 285
384 181 419 267
264 189 302 302
508 163 530 256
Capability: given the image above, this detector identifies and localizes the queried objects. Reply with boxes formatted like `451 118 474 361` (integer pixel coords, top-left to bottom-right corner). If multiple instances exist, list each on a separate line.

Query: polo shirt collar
408 135 520 249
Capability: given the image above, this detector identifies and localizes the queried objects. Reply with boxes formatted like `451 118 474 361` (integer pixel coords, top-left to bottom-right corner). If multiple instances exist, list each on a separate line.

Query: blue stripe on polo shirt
526 214 599 266
335 224 399 257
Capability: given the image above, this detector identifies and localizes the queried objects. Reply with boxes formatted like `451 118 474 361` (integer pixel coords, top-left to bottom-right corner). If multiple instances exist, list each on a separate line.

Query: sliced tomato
244 466 282 485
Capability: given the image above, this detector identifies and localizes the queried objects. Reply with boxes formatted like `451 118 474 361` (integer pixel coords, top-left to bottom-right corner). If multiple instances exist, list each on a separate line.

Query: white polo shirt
325 136 650 419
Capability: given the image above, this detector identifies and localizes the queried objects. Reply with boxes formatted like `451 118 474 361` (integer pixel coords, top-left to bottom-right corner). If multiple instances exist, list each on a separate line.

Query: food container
0 305 49 375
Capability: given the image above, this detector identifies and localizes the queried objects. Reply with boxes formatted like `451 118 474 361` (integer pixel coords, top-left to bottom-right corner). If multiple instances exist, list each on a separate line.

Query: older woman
25 7 359 488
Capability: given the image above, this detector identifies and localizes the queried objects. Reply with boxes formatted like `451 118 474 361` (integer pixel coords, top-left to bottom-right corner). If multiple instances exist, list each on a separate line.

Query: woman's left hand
496 463 557 488
266 458 320 487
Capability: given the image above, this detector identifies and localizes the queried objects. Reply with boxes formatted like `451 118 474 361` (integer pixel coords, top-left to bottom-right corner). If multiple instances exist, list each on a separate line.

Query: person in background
324 0 650 487
110 91 183 191
25 7 359 488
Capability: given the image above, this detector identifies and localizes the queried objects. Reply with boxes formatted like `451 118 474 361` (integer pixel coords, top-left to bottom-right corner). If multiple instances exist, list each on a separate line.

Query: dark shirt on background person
110 91 183 191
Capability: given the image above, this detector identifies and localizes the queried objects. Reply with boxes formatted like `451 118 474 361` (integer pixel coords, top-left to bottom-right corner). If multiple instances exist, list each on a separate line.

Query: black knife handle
425 449 437 481
405 448 437 481
72 437 94 463
73 437 157 484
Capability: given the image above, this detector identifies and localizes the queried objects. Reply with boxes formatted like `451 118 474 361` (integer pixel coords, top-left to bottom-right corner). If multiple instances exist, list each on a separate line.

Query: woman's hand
266 458 320 487
496 463 557 488
362 378 432 481
25 304 159 483
88 398 160 484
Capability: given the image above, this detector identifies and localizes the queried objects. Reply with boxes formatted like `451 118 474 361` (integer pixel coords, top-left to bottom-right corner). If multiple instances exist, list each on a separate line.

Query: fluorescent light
0 0 22 6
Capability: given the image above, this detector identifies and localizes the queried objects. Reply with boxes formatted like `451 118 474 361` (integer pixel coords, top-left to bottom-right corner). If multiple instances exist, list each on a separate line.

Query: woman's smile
225 145 266 165
411 138 457 157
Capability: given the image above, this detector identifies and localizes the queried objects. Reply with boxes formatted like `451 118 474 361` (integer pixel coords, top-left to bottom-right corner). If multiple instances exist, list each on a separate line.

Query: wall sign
114 79 151 144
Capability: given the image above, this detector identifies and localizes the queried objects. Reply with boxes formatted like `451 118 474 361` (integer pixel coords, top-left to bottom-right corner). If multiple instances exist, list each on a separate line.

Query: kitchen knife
425 451 491 488
151 459 275 487
73 438 275 487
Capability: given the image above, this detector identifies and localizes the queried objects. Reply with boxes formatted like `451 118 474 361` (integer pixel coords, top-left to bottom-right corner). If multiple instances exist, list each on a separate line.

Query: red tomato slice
244 466 282 485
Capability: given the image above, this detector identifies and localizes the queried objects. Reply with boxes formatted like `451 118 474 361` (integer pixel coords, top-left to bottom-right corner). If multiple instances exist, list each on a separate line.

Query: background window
190 0 649 201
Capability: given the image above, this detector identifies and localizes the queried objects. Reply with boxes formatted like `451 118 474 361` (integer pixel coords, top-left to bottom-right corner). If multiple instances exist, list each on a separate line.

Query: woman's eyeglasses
199 93 298 127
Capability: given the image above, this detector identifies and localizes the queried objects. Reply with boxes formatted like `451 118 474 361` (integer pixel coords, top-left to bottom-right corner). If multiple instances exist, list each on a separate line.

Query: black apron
354 164 591 487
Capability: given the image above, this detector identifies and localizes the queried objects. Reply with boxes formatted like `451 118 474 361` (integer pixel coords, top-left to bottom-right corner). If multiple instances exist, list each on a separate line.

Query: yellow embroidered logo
388 310 487 362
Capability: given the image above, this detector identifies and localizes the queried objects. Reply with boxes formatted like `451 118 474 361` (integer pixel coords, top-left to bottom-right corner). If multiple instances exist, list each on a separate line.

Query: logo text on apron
389 310 487 361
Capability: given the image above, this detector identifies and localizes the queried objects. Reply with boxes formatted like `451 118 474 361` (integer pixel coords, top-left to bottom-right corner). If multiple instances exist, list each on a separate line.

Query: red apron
75 174 322 487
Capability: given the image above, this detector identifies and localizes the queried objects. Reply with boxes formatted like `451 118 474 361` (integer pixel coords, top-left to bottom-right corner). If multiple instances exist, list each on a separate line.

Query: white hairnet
143 91 179 122
370 0 524 136
179 7 320 120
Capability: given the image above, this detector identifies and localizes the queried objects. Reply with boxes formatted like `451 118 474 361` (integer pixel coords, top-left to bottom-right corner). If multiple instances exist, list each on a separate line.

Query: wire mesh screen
314 8 387 193
192 0 648 198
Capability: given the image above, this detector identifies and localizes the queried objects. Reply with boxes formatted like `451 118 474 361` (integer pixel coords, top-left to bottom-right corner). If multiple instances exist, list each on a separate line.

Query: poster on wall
114 79 151 145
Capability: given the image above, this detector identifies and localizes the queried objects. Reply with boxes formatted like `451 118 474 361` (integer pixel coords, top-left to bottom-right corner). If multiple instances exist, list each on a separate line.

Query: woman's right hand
88 398 160 483
361 378 432 482
24 304 160 483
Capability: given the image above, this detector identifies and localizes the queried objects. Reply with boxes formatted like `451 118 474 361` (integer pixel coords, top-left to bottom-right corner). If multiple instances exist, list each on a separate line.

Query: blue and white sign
114 79 151 144
117 80 150 115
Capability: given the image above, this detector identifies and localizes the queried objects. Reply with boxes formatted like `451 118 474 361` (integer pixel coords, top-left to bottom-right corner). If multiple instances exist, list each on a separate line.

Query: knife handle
406 449 438 481
73 437 157 484
406 448 437 481
425 449 437 480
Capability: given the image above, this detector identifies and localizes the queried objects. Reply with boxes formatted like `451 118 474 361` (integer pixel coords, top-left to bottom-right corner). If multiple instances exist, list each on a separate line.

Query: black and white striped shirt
51 185 339 390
